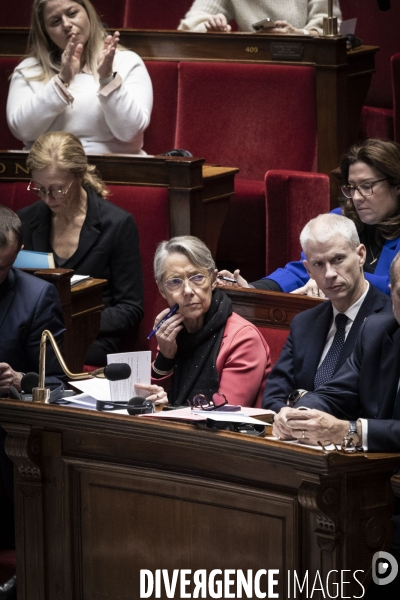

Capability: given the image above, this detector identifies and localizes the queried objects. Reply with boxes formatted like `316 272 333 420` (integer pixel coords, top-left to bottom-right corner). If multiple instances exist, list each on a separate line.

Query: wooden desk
224 287 324 328
0 400 398 599
0 152 238 258
0 28 377 205
23 269 106 371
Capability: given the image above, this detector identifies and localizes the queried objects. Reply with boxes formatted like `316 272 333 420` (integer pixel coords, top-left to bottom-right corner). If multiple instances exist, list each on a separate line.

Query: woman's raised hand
154 308 185 359
97 31 120 81
59 34 84 85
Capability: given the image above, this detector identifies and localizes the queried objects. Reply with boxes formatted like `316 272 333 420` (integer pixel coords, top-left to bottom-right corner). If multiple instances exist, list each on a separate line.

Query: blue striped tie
314 313 348 390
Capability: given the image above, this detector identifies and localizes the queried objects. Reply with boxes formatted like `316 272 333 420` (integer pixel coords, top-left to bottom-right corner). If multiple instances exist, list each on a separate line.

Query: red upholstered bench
174 61 319 281
341 0 400 140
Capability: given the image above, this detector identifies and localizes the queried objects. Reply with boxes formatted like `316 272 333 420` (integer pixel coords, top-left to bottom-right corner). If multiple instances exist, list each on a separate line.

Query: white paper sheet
68 378 111 400
107 351 152 402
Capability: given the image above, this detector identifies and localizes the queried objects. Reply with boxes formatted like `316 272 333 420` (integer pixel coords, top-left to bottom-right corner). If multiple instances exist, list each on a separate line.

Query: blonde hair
24 0 107 82
26 131 109 197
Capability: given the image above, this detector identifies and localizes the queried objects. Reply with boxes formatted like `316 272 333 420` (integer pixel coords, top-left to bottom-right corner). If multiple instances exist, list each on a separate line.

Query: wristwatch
342 420 361 451
286 389 308 407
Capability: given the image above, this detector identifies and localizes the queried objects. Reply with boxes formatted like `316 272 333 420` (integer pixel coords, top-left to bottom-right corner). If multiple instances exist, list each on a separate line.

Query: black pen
218 275 237 283
147 303 179 339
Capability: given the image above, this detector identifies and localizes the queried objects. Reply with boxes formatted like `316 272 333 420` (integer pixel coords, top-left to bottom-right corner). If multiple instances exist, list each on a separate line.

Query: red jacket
153 312 271 407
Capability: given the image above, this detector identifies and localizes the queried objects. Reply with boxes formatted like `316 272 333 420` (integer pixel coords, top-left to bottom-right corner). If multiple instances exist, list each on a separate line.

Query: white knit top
6 50 153 154
179 0 342 34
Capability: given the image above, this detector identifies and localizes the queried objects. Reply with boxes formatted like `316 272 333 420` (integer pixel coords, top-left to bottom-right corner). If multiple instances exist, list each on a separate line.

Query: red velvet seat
393 53 400 142
107 185 170 356
340 0 400 140
0 57 23 150
265 171 330 274
143 62 179 155
257 327 289 368
175 61 318 280
124 0 193 28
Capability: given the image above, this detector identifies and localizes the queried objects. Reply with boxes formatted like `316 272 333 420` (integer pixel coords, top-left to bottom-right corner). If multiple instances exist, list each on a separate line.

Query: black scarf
169 289 232 406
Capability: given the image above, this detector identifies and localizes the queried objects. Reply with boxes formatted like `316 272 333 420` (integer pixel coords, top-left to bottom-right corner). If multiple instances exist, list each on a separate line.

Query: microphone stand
322 0 339 37
33 329 111 404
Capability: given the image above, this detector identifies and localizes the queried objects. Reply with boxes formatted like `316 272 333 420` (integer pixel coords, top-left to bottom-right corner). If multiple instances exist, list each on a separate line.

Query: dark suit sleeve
25 282 66 382
262 331 295 411
296 331 365 419
98 212 143 337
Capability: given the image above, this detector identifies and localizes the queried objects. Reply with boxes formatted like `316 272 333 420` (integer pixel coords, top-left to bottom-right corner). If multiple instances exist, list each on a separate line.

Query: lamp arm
38 329 90 381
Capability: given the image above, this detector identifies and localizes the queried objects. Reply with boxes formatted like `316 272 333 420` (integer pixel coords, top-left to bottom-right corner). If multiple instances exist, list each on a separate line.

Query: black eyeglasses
340 178 388 199
188 393 240 411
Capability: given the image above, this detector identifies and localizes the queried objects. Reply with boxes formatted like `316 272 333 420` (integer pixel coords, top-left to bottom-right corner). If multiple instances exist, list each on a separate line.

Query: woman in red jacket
146 235 271 408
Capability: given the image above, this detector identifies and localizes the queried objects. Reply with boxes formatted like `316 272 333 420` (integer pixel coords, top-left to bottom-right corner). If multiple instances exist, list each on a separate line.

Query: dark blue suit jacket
0 268 65 383
263 284 392 412
296 313 400 452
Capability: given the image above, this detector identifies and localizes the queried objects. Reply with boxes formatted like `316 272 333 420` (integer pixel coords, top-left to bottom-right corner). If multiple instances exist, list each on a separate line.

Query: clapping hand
59 34 84 85
97 31 120 81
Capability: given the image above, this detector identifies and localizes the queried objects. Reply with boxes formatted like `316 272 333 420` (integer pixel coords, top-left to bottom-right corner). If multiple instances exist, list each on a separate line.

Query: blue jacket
264 208 400 295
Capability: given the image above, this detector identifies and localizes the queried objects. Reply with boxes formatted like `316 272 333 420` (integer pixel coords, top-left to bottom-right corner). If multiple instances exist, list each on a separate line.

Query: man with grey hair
263 213 392 412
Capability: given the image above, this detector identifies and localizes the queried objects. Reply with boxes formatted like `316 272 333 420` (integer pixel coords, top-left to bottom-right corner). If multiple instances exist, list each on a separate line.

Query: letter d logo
372 551 398 586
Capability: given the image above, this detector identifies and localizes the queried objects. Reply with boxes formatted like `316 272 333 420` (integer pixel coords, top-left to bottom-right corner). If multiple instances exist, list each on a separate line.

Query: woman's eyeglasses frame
27 178 75 201
340 177 388 199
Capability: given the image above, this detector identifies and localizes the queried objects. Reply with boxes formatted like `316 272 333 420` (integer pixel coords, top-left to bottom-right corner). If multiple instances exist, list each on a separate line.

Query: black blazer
263 284 392 412
18 188 144 363
297 313 400 452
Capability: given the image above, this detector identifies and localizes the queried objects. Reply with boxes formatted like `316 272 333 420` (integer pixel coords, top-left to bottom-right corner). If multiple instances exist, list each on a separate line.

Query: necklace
366 228 382 266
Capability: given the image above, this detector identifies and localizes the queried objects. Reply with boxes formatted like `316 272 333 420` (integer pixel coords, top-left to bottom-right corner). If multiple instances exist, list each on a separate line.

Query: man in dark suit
273 247 400 599
0 205 65 598
0 206 65 392
263 213 392 412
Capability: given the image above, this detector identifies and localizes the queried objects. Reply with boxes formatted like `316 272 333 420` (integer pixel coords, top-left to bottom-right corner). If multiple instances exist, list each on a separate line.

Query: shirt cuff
98 72 122 97
359 418 368 451
52 75 74 105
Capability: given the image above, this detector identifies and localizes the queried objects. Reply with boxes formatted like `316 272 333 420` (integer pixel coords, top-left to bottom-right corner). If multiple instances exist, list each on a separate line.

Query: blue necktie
314 313 348 390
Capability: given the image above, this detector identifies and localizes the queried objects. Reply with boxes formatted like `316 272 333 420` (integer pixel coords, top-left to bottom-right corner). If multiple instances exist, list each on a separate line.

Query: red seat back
265 170 330 273
257 327 289 367
124 0 193 28
175 62 317 181
0 57 23 150
393 53 400 142
107 185 170 356
143 62 179 155
340 0 400 108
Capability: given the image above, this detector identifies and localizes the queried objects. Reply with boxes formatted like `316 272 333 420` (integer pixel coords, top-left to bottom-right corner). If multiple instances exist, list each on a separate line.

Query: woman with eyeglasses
18 130 143 366
6 0 152 154
218 139 400 297
149 236 271 407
